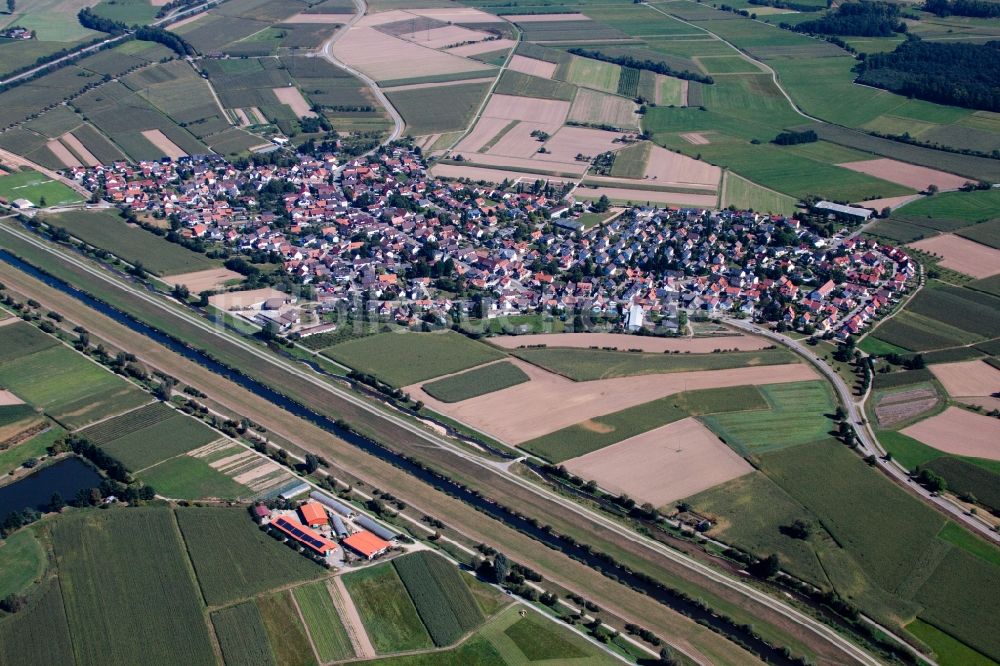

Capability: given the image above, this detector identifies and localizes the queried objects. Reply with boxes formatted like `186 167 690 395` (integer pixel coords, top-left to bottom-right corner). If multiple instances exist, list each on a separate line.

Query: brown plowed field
487 121 561 158
408 359 817 444
563 417 753 506
61 133 100 167
838 158 968 191
488 332 770 353
507 55 558 78
536 126 624 163
141 130 186 159
908 234 1000 278
930 360 1000 399
332 27 490 81
644 144 721 187
46 139 81 168
431 163 576 184
482 93 570 124
902 407 1000 460
454 116 512 154
273 87 317 118
400 25 491 50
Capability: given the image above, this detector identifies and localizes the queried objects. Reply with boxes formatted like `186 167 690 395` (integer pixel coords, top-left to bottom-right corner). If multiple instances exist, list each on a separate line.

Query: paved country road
0 221 882 666
723 316 999 544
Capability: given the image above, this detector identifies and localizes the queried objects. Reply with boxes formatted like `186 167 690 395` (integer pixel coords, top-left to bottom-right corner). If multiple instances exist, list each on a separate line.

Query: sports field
0 169 82 207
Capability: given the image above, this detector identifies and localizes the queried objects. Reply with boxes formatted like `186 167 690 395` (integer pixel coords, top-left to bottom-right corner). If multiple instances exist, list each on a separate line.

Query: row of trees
924 0 1000 17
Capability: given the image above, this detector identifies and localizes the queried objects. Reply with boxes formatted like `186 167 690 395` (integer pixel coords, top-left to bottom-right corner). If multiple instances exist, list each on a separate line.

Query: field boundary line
328 577 376 659
289 589 323 664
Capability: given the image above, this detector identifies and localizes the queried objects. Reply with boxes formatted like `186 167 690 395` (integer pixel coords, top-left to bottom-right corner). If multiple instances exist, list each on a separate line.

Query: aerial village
66 145 916 341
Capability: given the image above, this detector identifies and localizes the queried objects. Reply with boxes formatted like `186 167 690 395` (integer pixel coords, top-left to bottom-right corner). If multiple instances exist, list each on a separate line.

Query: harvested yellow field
487 121 561 158
467 152 587 176
645 144 722 187
536 126 624 163
507 54 558 79
838 158 968 191
407 7 505 22
447 38 516 56
930 360 1000 400
140 129 186 159
908 234 1000 278
568 88 638 129
454 116 515 153
46 139 81 168
563 418 753 506
399 25 492 50
272 86 317 118
61 133 100 167
482 93 570 124
332 27 491 81
409 359 816 444
902 407 1000 461
162 267 243 292
578 187 718 207
431 163 576 185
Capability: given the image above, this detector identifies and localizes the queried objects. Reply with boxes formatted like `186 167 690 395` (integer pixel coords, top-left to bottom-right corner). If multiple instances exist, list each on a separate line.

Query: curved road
0 220 881 666
723 316 1000 543
317 0 405 151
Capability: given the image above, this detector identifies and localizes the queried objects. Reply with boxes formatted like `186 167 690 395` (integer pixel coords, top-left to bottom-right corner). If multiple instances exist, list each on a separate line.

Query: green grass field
422 361 529 402
257 591 318 666
176 507 325 605
609 142 649 179
905 619 996 666
0 169 82 207
139 454 251 499
293 582 355 662
324 331 506 387
562 55 620 93
922 456 1000 513
937 522 1000 567
512 346 795 381
722 172 798 216
342 563 433 653
494 70 577 101
42 210 219 276
91 0 158 25
393 551 485 647
520 385 768 463
52 507 216 665
0 319 59 362
0 338 150 429
96 412 219 471
78 401 175 443
0 529 45 599
0 403 38 427
868 310 981 352
702 381 836 455
0 423 64 476
212 602 278 666
894 188 1000 226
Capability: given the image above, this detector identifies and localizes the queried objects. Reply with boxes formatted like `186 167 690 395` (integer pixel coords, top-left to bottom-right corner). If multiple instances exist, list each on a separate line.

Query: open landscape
0 0 999 664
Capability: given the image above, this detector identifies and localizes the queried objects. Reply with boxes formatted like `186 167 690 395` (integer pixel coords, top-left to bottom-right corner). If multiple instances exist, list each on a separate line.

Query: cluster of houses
67 146 915 341
0 26 35 40
255 490 396 564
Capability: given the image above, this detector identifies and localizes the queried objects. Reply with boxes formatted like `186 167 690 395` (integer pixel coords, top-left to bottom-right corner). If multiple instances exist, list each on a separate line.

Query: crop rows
211 602 277 666
393 551 484 646
422 361 529 403
617 67 640 97
79 401 175 444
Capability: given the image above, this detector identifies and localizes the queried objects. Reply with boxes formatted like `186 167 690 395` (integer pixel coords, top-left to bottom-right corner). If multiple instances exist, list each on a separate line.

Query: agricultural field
512 346 795 381
256 590 317 666
386 81 492 135
0 530 45 599
293 582 355 662
0 322 150 429
323 330 506 387
80 402 219 470
0 580 75 666
176 506 325 605
392 551 485 646
519 384 767 463
957 218 1000 251
138 454 252 500
52 507 216 665
421 361 529 403
212 602 278 666
722 172 798 216
41 210 220 276
342 562 433 653
702 381 837 456
0 423 65 477
0 169 82 207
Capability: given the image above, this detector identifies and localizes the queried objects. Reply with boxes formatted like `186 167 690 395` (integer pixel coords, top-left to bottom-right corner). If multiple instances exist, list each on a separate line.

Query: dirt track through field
902 406 1000 461
488 332 771 353
908 234 1000 278
564 417 753 506
328 578 375 659
409 359 816 444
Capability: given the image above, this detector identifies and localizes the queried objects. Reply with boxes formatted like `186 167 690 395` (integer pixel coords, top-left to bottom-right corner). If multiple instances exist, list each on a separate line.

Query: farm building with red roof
342 530 391 560
298 501 328 527
271 516 338 556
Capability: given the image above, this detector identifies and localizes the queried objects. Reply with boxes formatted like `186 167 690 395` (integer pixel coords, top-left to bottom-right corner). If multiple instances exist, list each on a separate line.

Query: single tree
494 553 510 585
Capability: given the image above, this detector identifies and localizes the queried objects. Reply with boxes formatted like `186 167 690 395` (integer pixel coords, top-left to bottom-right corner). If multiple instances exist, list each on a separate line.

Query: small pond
0 457 102 515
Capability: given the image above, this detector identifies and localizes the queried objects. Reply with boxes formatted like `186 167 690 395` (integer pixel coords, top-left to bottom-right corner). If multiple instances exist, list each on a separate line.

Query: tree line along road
0 221 882 666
